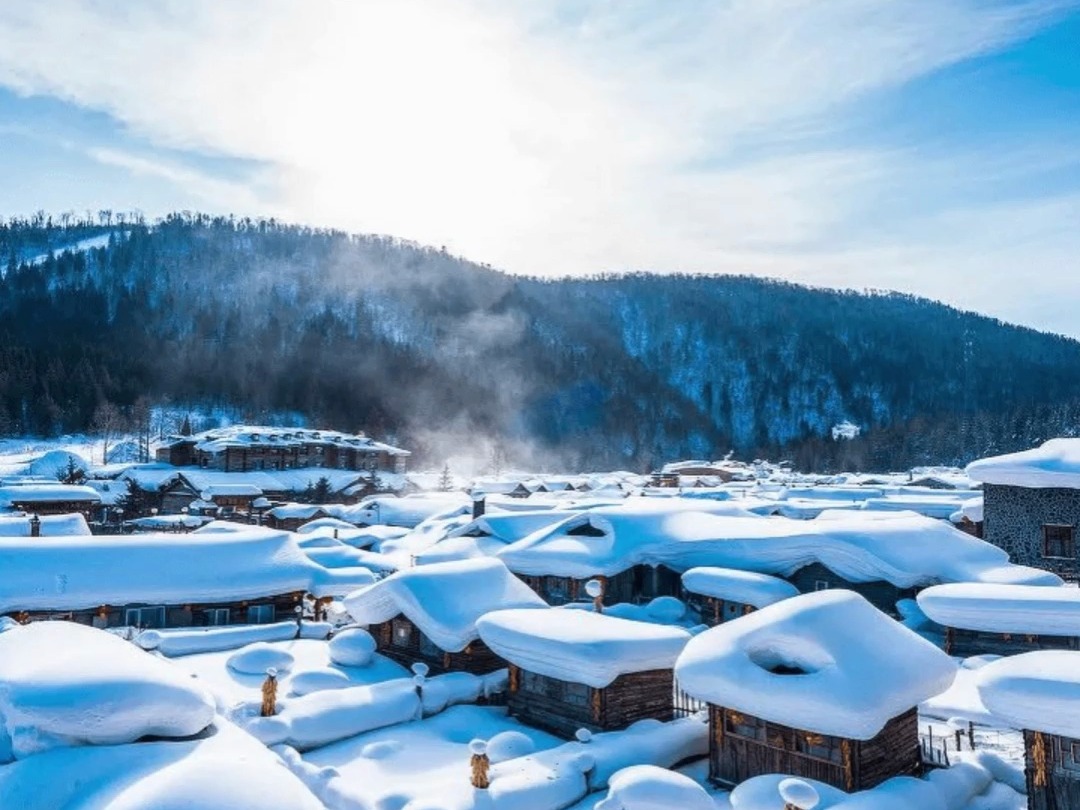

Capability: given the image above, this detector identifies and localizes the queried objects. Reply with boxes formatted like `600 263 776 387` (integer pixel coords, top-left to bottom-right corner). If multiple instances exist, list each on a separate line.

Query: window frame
1042 524 1076 560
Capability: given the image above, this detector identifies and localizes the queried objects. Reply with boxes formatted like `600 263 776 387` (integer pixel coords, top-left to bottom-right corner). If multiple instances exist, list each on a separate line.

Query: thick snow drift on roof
681 567 799 608
0 512 90 536
967 438 1080 488
477 607 691 688
918 583 1080 636
344 557 547 651
976 651 1080 737
0 718 325 810
675 590 957 739
0 528 373 613
499 505 1050 588
0 483 101 505
340 493 471 528
0 622 215 760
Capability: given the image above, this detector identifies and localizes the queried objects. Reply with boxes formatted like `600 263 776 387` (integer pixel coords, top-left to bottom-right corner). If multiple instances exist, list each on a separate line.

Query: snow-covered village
2 425 1080 810
4 3 1080 809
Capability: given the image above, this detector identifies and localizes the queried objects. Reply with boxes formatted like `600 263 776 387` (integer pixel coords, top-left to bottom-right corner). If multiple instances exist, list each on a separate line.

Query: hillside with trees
3 212 1080 471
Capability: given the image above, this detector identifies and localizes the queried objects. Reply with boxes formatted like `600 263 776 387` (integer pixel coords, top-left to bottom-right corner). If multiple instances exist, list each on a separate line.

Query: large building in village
156 425 409 474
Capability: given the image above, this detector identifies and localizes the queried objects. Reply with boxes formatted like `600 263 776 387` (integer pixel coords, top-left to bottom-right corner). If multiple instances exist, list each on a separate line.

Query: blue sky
0 1 1078 336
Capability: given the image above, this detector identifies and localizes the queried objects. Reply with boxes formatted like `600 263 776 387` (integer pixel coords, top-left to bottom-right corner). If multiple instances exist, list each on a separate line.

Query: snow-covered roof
976 651 1080 737
201 483 263 498
0 528 375 613
82 479 125 506
121 466 364 495
0 513 90 537
163 424 410 456
967 438 1080 489
268 504 331 521
960 496 984 523
477 607 692 688
343 557 547 652
675 590 957 739
498 504 1056 588
917 583 1080 636
0 484 101 506
681 567 799 608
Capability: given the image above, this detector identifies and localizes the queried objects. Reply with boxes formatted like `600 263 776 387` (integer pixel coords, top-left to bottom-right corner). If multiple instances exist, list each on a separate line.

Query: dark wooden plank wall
7 590 304 629
1025 730 1080 810
945 627 1080 658
371 615 505 675
709 705 920 792
683 593 754 627
786 563 913 617
520 565 682 607
507 664 675 738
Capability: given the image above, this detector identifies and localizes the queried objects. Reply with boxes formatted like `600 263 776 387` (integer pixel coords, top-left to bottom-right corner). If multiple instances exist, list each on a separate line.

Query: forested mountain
3 212 1080 471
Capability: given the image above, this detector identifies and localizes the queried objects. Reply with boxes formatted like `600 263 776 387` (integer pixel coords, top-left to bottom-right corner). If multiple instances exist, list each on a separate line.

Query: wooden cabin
0 529 375 630
518 564 682 607
265 505 331 532
477 607 691 739
785 562 915 618
681 567 798 628
918 583 1079 658
0 484 102 518
14 590 304 630
344 557 548 676
369 614 503 675
676 590 957 793
976 651 1080 810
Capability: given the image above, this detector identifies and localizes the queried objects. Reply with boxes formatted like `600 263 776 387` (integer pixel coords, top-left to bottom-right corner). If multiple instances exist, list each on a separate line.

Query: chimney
471 489 486 520
29 513 41 538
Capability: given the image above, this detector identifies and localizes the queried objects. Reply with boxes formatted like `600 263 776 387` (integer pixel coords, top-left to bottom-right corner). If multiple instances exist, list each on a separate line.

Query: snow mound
328 627 376 667
227 643 296 675
0 719 325 810
487 730 535 763
676 590 957 740
0 622 215 761
779 777 820 808
594 765 714 810
27 449 88 478
644 596 686 623
136 621 331 656
975 650 1080 737
730 774 847 809
288 668 353 696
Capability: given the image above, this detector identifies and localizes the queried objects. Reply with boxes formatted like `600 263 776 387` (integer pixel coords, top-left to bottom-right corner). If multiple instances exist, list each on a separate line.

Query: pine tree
311 476 332 503
438 463 453 491
55 457 86 485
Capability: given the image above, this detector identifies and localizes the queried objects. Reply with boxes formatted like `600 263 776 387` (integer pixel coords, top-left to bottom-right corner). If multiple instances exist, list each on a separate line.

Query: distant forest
4 211 1080 472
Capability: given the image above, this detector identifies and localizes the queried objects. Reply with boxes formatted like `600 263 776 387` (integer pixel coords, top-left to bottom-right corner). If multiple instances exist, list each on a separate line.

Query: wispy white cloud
0 0 1077 332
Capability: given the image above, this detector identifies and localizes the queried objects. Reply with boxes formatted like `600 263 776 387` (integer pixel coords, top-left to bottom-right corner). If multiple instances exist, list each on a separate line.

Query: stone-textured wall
983 483 1080 578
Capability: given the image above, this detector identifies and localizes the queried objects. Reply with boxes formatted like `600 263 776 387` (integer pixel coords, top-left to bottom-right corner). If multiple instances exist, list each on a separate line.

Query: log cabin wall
944 627 1080 658
786 563 913 618
6 590 305 630
370 615 504 675
507 664 675 738
683 593 754 627
518 565 682 607
1025 729 1080 810
708 705 920 792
